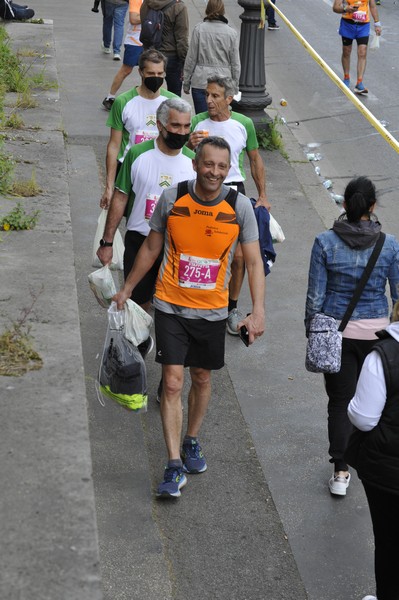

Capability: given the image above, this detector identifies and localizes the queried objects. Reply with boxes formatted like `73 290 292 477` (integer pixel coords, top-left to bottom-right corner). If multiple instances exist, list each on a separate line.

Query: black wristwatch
99 238 113 247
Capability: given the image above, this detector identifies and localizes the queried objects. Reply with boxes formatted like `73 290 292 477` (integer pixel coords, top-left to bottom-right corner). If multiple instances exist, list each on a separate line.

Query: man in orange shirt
113 137 265 498
333 0 381 94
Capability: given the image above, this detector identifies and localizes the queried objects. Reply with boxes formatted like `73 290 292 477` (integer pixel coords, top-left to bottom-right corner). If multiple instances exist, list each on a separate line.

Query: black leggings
324 337 377 471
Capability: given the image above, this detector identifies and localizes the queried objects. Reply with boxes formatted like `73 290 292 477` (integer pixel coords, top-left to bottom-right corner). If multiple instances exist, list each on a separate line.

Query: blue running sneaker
354 82 368 94
156 466 187 498
343 77 350 88
181 439 207 473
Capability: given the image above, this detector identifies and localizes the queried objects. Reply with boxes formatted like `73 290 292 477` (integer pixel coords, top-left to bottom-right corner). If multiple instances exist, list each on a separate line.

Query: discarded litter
323 180 333 189
331 193 344 203
314 166 321 176
280 98 287 106
306 152 323 161
380 119 389 128
307 142 320 149
281 117 287 124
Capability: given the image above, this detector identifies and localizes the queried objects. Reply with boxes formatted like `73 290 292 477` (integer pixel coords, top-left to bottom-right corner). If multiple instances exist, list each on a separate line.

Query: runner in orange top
113 136 265 498
333 0 381 94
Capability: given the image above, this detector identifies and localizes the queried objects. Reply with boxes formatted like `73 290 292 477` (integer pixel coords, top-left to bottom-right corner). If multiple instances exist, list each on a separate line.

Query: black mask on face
161 128 190 150
144 76 164 93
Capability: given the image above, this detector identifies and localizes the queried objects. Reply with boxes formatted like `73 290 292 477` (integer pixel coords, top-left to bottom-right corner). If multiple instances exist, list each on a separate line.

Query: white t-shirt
191 111 258 183
115 140 196 236
106 88 176 160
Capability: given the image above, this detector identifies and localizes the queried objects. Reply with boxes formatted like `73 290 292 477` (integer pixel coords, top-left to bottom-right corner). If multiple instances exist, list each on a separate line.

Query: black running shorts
154 309 226 370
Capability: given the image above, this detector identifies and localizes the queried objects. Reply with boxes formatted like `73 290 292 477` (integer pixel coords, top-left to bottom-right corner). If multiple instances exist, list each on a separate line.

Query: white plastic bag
269 213 285 243
97 302 148 412
124 299 153 346
92 209 124 271
369 34 380 50
88 265 117 308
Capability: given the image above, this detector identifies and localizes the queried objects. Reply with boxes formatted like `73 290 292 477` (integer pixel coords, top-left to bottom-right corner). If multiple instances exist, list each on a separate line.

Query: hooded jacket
305 220 399 324
140 0 188 60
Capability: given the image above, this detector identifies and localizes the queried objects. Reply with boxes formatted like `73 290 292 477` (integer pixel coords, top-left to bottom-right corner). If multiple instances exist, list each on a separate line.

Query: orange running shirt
343 0 370 23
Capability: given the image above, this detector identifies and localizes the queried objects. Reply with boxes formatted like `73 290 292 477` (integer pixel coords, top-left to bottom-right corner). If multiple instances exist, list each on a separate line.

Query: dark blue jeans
324 337 377 472
103 1 128 54
165 55 183 96
191 88 207 114
266 0 276 26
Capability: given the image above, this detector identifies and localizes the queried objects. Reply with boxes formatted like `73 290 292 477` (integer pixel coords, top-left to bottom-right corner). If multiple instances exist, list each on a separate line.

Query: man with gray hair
189 75 269 336
98 97 195 329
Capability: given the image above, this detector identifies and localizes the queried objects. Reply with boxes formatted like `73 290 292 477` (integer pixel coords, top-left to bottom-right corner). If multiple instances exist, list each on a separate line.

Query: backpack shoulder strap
161 0 177 11
176 180 189 200
224 187 238 211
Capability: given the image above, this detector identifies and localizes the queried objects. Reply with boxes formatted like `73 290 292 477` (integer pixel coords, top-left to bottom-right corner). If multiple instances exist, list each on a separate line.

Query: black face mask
144 76 164 93
162 129 190 150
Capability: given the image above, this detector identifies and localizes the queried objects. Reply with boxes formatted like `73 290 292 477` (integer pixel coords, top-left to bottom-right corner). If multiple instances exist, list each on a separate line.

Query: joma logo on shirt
193 209 213 216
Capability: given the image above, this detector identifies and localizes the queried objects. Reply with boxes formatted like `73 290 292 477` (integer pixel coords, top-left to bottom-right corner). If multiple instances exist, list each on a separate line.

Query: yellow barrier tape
260 0 266 29
265 0 399 154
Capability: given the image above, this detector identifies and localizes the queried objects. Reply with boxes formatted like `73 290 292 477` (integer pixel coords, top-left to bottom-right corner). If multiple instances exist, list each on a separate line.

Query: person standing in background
266 0 279 30
102 0 129 61
140 0 188 96
102 0 144 110
183 0 240 114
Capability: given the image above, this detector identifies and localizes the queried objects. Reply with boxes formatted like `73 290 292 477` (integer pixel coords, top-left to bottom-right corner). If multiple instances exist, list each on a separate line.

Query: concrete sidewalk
0 2 351 599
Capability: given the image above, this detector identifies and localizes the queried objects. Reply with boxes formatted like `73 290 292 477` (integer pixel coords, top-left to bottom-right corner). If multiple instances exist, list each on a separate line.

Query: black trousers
324 337 376 471
364 482 399 600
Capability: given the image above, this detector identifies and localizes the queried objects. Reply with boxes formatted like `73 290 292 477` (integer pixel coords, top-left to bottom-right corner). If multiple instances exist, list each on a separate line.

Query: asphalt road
259 0 399 224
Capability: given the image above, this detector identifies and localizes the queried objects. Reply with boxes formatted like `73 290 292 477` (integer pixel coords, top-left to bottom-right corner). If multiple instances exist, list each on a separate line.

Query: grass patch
0 288 43 376
17 47 42 58
29 71 57 91
15 89 37 109
0 140 15 194
0 27 24 93
0 201 40 230
11 170 42 197
257 117 288 159
0 325 43 376
4 111 24 128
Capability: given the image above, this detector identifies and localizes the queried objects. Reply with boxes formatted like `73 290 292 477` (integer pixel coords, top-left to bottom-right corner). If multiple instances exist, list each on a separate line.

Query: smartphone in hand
239 325 249 347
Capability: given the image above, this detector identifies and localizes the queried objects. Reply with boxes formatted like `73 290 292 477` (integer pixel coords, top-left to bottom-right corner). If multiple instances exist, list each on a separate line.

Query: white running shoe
362 596 377 600
226 308 241 335
329 472 351 496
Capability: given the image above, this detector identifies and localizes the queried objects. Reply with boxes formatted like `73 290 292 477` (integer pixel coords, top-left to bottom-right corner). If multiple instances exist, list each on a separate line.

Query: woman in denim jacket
305 176 399 497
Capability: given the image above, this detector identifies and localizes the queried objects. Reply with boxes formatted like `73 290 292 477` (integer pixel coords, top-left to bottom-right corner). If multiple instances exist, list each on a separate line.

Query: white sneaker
329 472 351 496
101 42 111 54
113 53 121 61
362 596 377 600
226 308 241 335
